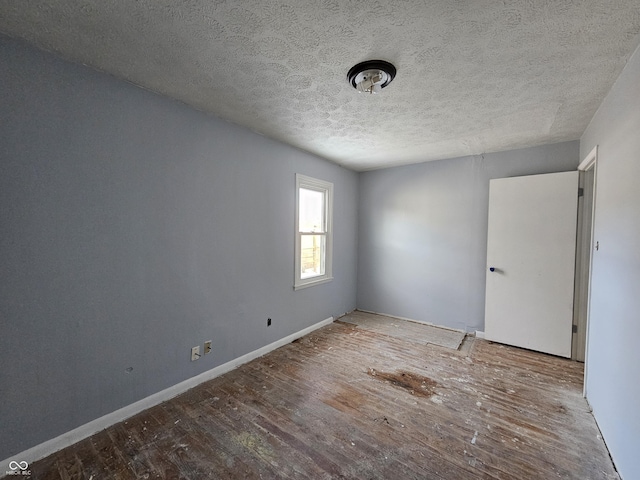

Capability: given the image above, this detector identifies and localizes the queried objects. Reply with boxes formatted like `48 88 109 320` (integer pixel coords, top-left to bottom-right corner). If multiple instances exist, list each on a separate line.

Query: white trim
294 174 334 290
356 309 466 333
0 316 334 474
475 331 486 339
579 146 598 398
578 145 598 171
293 276 334 290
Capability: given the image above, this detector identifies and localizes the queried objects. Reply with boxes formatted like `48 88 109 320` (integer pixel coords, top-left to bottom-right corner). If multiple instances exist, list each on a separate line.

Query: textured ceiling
1 1 640 170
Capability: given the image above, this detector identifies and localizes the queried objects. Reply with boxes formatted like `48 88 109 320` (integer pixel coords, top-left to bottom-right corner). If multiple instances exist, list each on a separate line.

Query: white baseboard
475 331 485 339
356 309 466 333
0 316 334 475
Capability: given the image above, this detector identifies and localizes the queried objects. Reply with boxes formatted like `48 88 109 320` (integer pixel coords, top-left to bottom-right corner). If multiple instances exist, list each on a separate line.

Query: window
295 174 333 290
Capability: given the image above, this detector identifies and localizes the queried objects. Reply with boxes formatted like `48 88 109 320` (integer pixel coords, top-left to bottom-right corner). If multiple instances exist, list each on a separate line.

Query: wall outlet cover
191 346 201 361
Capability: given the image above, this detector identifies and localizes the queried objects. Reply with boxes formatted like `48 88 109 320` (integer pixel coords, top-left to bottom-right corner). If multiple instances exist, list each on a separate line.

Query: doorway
573 147 598 372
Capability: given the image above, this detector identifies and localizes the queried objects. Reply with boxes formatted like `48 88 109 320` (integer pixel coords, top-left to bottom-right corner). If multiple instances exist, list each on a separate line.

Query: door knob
489 267 496 272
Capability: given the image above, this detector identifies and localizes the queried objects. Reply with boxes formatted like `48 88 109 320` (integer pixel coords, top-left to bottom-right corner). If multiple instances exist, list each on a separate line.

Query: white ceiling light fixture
347 60 397 94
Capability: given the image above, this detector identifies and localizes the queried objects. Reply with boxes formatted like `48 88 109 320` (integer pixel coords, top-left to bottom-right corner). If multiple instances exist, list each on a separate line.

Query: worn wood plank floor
340 310 466 350
28 314 617 479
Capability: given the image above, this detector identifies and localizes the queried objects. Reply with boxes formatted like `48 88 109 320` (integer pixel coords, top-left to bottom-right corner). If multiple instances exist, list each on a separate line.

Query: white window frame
294 174 333 290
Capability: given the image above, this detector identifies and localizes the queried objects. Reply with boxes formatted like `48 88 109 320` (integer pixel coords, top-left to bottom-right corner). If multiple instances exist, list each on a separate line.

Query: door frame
576 145 598 397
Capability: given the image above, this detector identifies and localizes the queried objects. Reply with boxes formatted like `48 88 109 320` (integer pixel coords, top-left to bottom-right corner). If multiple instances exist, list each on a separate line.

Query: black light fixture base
347 60 397 90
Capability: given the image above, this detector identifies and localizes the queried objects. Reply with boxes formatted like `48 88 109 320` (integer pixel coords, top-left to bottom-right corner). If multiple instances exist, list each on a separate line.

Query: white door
484 171 579 358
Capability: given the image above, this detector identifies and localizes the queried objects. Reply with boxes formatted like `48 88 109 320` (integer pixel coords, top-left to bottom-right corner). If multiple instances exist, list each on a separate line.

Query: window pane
294 174 333 290
300 234 326 278
299 188 324 232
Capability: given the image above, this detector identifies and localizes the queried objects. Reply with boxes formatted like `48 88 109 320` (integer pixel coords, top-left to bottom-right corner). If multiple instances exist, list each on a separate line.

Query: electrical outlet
191 346 201 361
204 340 212 354
267 318 272 327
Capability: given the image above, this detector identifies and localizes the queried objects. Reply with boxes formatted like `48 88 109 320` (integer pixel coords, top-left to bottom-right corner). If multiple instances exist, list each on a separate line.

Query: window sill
294 276 334 291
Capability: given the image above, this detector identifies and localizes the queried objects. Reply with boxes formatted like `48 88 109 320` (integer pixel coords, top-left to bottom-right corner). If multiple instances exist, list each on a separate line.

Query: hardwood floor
28 313 618 479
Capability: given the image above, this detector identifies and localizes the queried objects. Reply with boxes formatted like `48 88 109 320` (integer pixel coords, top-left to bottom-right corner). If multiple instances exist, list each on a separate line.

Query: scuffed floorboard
339 310 466 350
27 314 618 479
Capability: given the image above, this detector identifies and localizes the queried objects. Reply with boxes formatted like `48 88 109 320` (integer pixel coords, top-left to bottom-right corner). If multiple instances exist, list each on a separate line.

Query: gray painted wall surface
580 41 640 480
357 142 579 332
0 36 358 459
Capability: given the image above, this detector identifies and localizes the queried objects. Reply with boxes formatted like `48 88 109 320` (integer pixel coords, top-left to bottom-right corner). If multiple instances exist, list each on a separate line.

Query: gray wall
357 142 579 332
580 41 640 480
0 35 358 459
